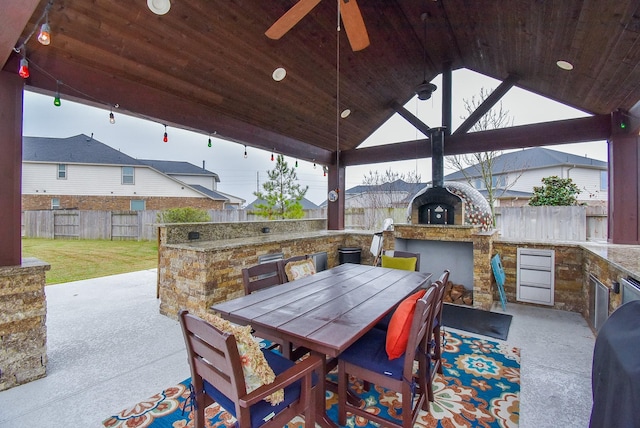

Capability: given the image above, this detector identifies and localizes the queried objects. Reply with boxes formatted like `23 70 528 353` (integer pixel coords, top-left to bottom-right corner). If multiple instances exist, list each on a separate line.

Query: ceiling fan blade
265 0 322 40
340 0 370 51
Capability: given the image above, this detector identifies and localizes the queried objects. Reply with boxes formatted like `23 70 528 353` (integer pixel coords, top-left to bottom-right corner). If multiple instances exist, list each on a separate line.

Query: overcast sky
22 69 607 205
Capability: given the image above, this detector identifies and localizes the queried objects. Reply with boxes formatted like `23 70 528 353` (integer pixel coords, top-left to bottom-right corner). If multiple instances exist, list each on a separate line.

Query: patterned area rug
103 330 520 427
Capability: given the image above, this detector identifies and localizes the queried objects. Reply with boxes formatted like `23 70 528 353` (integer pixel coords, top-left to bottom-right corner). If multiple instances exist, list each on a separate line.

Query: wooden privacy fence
495 206 608 241
22 209 327 240
22 206 608 241
23 210 161 240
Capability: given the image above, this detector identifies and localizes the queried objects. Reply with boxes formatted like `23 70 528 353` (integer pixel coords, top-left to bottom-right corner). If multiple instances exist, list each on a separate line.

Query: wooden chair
431 270 450 377
337 284 438 427
242 261 302 358
241 261 284 295
179 310 322 428
381 250 421 271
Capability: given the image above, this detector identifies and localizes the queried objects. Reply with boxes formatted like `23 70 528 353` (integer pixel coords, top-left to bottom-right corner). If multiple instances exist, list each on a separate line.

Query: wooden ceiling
4 0 640 166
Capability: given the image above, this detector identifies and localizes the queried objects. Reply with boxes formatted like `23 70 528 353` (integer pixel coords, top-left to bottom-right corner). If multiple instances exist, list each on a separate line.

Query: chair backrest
242 261 284 295
381 250 421 271
401 284 437 377
278 255 314 282
179 310 246 404
434 270 450 323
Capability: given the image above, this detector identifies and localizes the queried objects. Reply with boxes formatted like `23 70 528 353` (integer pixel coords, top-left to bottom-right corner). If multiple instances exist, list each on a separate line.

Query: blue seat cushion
202 349 314 427
339 328 406 380
374 311 393 331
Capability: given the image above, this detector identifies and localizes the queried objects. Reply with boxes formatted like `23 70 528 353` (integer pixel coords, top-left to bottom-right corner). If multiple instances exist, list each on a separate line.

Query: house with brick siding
22 134 244 211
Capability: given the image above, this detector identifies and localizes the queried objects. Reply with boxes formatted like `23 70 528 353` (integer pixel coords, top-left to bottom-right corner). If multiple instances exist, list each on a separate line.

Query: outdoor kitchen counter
157 227 378 318
163 229 367 251
580 242 640 281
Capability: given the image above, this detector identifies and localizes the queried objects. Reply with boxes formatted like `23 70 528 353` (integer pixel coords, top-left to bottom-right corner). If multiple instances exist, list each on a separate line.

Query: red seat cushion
385 289 426 359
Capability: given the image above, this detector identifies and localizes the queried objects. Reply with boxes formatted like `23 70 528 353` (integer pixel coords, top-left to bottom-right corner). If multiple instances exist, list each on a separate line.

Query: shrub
157 207 210 223
529 176 580 206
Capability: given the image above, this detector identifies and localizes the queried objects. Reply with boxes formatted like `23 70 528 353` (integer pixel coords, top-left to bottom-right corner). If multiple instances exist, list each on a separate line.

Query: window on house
57 164 67 179
122 166 134 184
475 179 485 190
130 199 145 211
493 175 507 189
600 170 608 191
51 198 60 209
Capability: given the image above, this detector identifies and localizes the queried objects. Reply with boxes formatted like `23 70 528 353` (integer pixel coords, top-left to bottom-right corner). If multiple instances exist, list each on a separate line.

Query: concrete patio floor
0 269 596 427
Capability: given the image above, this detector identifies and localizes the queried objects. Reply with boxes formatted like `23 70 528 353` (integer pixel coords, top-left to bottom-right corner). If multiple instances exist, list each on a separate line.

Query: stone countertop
0 257 50 276
580 242 640 280
164 229 372 252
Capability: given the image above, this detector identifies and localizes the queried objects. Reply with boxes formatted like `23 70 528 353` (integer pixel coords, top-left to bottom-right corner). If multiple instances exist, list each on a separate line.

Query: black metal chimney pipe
430 127 446 188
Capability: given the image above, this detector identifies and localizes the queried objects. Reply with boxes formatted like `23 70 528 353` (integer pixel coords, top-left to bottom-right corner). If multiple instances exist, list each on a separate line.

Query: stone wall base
0 258 50 391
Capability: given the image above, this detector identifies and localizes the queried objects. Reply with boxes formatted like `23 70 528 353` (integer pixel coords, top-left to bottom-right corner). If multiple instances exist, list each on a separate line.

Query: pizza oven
407 128 493 231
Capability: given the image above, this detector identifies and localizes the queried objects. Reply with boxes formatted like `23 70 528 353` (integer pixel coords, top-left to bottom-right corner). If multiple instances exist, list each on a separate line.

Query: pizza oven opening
415 187 463 225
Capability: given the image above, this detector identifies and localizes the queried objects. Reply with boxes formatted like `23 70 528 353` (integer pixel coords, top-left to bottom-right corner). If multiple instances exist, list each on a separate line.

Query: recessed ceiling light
341 109 351 118
272 67 286 81
147 0 171 15
556 60 574 71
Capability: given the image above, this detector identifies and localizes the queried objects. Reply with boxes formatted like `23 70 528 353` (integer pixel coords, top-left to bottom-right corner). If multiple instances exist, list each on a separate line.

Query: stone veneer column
472 230 498 310
0 258 50 391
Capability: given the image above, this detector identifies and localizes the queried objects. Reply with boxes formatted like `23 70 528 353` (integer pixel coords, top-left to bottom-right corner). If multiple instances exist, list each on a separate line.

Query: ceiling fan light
416 81 437 100
340 109 351 118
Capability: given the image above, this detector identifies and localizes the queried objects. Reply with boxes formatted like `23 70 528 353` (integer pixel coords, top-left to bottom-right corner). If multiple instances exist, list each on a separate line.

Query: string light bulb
244 145 248 159
18 58 29 79
271 152 274 161
313 161 316 169
295 159 298 168
208 136 212 147
109 111 115 124
53 80 61 106
37 22 51 46
163 125 168 143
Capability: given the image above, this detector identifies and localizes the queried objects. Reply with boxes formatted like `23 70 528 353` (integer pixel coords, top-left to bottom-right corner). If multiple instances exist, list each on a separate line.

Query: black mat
442 303 512 341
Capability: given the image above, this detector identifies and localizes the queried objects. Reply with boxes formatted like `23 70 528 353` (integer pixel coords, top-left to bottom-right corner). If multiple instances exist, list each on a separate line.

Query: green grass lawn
22 238 158 285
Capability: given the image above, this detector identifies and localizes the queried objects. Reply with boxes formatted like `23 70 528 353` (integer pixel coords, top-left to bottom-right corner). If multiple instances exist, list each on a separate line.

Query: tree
359 168 422 229
252 154 308 219
446 87 524 223
157 207 210 223
529 176 580 206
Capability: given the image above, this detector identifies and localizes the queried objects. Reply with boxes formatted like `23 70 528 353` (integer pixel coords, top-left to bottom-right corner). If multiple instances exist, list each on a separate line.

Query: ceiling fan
265 0 370 51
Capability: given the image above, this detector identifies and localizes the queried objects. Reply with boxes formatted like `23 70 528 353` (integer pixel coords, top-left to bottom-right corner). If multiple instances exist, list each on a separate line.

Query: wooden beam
0 71 24 266
391 101 431 138
453 74 520 135
442 62 452 134
11 52 334 165
342 115 612 166
0 0 39 67
326 164 345 230
608 133 640 244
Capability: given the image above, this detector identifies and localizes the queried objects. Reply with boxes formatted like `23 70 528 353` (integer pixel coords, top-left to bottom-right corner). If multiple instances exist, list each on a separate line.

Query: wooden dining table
211 263 432 428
